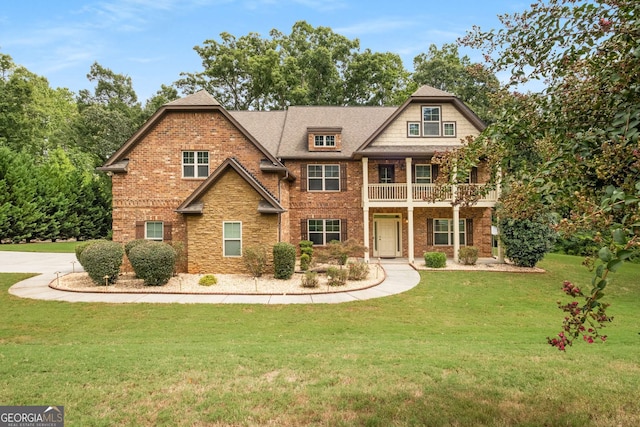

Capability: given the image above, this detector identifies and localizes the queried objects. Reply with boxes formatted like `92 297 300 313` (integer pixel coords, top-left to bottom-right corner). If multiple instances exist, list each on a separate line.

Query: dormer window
308 127 342 151
422 106 441 136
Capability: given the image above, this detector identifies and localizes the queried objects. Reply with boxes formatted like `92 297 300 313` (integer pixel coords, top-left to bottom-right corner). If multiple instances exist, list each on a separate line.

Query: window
307 164 340 191
145 221 163 241
443 122 456 137
433 219 465 246
415 164 432 184
308 219 341 246
314 135 336 147
223 222 241 257
379 165 395 183
183 151 209 178
422 106 441 136
407 122 420 137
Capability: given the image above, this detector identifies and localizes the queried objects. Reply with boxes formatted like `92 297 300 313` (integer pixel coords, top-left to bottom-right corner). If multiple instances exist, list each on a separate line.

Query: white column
362 157 370 262
406 157 414 263
496 166 504 263
453 204 460 263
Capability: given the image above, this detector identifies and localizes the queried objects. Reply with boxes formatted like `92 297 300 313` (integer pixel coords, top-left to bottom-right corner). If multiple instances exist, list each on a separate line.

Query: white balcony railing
367 183 498 203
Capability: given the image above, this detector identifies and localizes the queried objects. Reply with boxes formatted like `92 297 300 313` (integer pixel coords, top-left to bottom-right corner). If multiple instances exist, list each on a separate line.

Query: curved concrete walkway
3 252 420 304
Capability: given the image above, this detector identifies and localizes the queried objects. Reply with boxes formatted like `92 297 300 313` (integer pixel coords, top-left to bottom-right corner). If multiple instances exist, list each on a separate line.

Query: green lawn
1 254 639 426
0 241 80 253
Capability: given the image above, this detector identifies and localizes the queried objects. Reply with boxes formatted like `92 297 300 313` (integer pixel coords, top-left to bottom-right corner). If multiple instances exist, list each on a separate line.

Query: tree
143 84 180 119
460 0 640 349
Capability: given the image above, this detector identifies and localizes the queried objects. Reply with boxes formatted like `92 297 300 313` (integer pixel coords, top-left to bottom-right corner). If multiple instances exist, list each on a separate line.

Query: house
99 85 499 274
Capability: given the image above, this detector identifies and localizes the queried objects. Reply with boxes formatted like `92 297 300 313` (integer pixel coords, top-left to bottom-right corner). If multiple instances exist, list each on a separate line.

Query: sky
0 0 528 102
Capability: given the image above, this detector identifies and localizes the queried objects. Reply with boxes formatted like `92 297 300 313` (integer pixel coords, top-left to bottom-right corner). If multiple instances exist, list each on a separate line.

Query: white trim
145 221 163 241
223 221 242 257
182 150 209 178
307 164 340 192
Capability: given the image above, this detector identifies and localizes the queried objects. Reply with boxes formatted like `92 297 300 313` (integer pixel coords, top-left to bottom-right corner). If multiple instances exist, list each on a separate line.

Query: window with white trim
407 122 420 137
145 221 163 241
307 164 340 191
314 135 336 147
433 219 465 246
308 219 341 246
422 106 441 136
223 222 242 257
443 122 456 137
183 151 209 178
415 164 432 183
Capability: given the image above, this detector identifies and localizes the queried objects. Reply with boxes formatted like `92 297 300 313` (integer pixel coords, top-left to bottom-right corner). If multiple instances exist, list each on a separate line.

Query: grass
1 254 639 426
0 241 80 253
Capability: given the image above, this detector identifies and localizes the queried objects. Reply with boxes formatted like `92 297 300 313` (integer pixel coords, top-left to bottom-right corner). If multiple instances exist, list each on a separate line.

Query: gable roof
176 157 285 214
100 91 286 172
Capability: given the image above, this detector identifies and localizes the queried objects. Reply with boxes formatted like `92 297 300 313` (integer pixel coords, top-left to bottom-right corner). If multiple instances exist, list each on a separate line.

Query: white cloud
335 18 416 36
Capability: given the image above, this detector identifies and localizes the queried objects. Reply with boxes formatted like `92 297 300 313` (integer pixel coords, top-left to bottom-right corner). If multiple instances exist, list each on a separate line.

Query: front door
375 218 400 258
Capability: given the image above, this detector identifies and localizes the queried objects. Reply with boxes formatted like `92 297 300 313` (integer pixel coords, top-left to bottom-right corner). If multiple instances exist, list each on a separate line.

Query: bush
424 252 447 268
273 242 296 279
80 240 124 285
75 239 106 268
128 241 176 285
299 240 314 258
301 271 318 288
198 274 218 286
327 266 348 286
500 215 556 267
315 239 367 266
347 261 370 280
299 253 311 271
243 245 268 278
124 239 150 257
458 246 479 265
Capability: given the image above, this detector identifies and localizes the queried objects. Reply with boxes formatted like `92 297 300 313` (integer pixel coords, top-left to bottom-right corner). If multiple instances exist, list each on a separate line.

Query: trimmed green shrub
125 239 150 257
128 241 177 285
500 215 556 267
458 246 479 265
243 245 268 278
299 253 311 271
273 242 296 279
299 240 314 258
347 261 370 280
80 240 124 285
198 274 218 286
424 252 447 268
327 266 348 286
301 271 318 288
75 239 106 268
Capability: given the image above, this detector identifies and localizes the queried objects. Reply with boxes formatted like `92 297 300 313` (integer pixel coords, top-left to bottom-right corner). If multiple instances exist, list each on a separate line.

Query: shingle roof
411 85 454 97
166 90 221 106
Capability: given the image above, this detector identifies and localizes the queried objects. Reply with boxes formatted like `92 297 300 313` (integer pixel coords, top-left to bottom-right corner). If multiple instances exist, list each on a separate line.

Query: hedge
128 241 177 285
80 240 124 285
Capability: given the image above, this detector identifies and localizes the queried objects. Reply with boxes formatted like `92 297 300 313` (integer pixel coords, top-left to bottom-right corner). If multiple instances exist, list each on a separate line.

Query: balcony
366 183 498 205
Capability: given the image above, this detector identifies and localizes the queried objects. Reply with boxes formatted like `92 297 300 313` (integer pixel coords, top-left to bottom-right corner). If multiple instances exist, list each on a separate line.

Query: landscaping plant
128 241 176 286
458 246 478 265
79 240 124 285
243 245 268 278
424 252 446 268
273 242 296 279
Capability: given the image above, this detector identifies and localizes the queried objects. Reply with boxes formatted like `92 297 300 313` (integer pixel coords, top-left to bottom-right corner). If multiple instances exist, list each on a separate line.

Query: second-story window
307 165 340 191
422 106 441 136
314 135 336 147
183 151 209 178
415 165 432 183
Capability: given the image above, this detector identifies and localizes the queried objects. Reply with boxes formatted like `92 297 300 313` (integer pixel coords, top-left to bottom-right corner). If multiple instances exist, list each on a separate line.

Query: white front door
376 219 399 258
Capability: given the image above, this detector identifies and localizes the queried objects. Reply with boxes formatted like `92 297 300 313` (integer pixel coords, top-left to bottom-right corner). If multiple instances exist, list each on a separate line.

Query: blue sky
0 0 527 102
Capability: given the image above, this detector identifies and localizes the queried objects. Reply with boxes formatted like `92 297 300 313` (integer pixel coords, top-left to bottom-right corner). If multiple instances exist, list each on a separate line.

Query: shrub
243 245 268 278
273 242 296 279
500 215 556 267
327 266 348 286
299 253 311 271
124 239 150 257
347 261 370 280
80 240 124 285
128 241 177 285
198 274 218 286
458 246 479 265
299 240 314 257
424 252 447 268
301 271 318 288
316 239 368 266
75 239 105 268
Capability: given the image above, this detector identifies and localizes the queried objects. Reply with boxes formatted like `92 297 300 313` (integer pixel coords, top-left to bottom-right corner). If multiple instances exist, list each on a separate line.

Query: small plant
424 252 447 268
243 245 268 278
458 246 479 265
347 261 370 280
273 242 296 279
79 240 124 285
315 239 367 267
299 240 314 258
327 266 348 286
300 271 318 288
198 274 218 286
128 241 176 286
299 253 311 271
